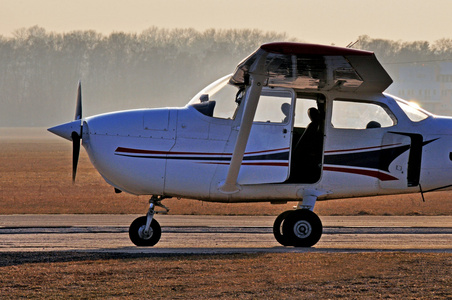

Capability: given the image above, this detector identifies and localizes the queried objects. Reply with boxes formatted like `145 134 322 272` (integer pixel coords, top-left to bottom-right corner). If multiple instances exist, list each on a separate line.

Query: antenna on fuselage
346 40 359 48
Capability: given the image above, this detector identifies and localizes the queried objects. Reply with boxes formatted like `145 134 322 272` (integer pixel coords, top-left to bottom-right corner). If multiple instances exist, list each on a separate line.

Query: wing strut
218 51 268 193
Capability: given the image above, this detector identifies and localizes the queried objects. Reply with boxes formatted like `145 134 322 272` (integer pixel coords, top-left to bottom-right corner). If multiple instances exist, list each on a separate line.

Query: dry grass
0 252 450 299
1 135 451 215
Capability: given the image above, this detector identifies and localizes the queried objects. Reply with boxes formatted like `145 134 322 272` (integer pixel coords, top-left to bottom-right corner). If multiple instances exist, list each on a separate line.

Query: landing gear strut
273 192 323 247
129 196 169 247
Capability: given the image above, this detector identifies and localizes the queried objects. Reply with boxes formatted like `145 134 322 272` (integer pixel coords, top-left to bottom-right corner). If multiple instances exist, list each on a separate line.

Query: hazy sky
2 0 452 46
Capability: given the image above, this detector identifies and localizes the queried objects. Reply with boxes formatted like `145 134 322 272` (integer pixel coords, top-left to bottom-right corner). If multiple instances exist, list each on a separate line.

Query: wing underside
230 42 392 93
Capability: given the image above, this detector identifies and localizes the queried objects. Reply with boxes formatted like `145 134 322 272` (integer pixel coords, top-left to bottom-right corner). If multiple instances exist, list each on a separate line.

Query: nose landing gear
129 196 169 247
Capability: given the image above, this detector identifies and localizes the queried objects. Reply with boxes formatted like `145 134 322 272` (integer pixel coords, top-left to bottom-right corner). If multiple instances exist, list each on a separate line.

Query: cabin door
237 88 294 184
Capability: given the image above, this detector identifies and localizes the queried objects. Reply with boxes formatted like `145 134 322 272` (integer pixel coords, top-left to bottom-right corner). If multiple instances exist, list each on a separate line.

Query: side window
294 98 318 128
332 100 396 129
253 88 294 123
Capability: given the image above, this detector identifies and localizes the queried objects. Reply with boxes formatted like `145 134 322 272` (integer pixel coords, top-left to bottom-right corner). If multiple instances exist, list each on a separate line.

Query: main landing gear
273 194 323 247
129 193 323 248
129 196 169 247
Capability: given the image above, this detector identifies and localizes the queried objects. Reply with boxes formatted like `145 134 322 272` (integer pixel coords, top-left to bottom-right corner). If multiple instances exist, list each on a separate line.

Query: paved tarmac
0 215 451 254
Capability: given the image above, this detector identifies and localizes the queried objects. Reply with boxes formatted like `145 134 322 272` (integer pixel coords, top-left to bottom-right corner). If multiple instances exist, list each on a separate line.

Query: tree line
355 35 452 64
0 26 291 126
1 27 451 126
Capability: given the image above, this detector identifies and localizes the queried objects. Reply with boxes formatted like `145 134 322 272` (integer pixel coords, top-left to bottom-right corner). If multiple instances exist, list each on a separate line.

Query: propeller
47 81 83 183
71 81 83 183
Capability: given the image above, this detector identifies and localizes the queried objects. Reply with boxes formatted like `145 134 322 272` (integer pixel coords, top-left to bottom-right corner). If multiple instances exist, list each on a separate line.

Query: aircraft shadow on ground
1 247 450 267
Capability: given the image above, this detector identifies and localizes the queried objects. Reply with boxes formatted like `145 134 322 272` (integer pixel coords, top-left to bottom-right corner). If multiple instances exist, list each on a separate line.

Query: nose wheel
129 196 169 247
273 209 322 247
129 216 162 246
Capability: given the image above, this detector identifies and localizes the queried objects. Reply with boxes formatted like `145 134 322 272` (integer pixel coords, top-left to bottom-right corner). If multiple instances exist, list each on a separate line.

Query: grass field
0 252 451 299
0 131 450 216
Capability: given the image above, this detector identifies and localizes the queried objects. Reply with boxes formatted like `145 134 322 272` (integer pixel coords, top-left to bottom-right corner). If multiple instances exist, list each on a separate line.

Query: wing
230 42 392 93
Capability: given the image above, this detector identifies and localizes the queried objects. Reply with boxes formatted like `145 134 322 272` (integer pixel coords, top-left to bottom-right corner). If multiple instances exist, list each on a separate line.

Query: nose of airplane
48 120 82 141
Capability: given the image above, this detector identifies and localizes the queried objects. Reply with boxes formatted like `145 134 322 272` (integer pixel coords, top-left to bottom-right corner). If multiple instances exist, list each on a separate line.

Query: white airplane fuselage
78 90 452 203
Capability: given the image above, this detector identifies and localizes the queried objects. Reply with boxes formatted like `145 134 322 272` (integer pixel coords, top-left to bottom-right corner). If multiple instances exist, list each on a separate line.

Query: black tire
282 209 322 247
129 216 161 247
273 210 294 246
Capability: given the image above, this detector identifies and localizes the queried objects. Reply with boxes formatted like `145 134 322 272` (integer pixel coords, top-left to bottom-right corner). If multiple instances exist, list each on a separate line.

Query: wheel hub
138 225 154 240
293 220 312 238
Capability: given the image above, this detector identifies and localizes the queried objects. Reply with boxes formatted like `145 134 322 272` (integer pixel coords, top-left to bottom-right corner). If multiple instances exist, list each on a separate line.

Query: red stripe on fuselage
115 147 290 156
199 162 289 167
324 143 402 154
323 166 398 181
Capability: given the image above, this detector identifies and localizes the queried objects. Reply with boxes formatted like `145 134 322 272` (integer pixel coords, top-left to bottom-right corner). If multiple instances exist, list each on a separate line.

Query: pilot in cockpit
281 102 290 123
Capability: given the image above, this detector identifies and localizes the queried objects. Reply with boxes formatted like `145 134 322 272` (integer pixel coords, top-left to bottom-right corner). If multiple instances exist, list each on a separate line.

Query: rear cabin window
332 100 396 129
396 100 429 122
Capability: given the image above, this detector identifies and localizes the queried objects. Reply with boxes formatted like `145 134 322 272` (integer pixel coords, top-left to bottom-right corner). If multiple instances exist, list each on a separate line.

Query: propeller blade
73 82 82 182
71 131 81 183
75 81 82 121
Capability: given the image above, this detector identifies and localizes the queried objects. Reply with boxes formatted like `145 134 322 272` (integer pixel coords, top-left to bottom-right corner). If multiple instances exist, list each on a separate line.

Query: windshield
188 74 240 119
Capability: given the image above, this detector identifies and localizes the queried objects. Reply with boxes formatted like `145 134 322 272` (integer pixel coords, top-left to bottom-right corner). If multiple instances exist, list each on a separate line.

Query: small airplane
49 42 452 247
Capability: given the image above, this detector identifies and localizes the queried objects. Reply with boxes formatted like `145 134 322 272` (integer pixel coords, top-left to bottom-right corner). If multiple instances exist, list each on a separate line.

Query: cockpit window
395 99 430 122
188 74 240 119
332 99 396 129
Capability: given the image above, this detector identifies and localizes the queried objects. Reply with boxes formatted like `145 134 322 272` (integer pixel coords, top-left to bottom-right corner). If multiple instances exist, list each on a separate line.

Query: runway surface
0 215 451 254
